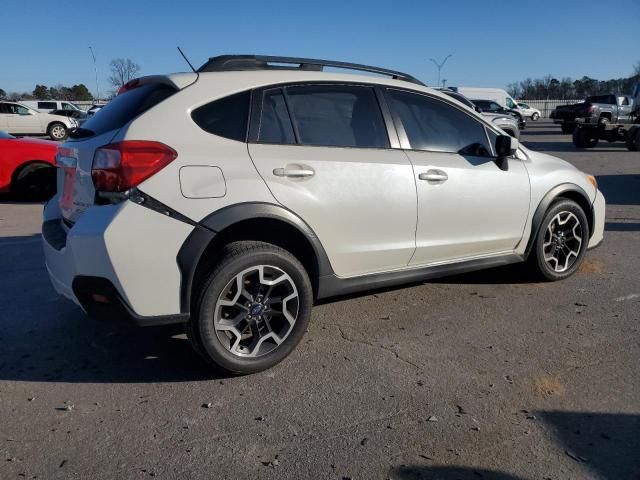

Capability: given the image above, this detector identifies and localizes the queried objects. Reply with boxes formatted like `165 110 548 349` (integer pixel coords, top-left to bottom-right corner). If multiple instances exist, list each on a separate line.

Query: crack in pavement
334 325 423 371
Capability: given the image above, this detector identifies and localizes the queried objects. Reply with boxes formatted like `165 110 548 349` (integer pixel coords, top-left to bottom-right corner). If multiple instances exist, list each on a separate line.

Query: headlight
492 117 513 124
585 174 598 189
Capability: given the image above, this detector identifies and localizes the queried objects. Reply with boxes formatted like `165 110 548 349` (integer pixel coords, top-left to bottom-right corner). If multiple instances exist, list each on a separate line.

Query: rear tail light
92 141 177 193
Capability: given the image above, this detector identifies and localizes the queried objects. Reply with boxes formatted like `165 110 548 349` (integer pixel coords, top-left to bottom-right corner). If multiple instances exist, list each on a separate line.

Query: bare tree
506 82 521 99
108 58 141 90
634 61 640 76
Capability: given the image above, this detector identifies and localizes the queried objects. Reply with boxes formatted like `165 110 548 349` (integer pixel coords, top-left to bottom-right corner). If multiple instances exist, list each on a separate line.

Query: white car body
517 102 542 120
0 101 77 139
20 100 83 113
43 66 605 321
455 87 520 110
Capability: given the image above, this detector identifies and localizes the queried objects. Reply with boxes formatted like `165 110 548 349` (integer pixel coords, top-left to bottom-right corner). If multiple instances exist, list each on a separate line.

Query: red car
0 131 57 199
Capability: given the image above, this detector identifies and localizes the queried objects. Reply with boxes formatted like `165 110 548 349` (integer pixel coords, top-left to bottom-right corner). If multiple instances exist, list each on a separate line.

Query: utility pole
89 46 100 103
429 54 452 88
442 78 447 88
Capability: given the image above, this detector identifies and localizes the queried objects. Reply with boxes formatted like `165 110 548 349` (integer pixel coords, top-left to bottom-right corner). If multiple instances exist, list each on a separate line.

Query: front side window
38 102 57 110
192 90 250 142
284 85 389 148
388 89 492 156
505 97 517 109
15 105 29 115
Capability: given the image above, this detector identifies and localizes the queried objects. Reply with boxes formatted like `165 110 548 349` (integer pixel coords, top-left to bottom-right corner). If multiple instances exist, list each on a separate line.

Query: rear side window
285 85 389 148
38 101 57 110
258 89 295 144
192 91 250 141
389 89 491 155
80 83 176 137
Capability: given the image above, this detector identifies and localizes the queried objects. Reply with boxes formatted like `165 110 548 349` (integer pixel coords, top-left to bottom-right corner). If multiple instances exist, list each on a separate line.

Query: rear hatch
57 80 182 223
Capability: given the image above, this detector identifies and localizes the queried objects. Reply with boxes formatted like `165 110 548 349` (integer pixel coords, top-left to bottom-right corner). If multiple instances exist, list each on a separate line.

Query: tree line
508 61 640 100
0 57 141 102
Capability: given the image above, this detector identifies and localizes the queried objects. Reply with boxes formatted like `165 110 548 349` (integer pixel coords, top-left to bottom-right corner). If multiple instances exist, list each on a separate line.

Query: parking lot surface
1 121 639 479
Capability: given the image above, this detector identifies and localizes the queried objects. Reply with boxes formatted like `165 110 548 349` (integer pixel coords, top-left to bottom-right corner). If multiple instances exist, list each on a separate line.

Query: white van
20 100 83 113
453 87 519 110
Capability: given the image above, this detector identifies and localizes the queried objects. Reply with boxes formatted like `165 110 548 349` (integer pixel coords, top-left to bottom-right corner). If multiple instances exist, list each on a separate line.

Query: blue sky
1 0 639 96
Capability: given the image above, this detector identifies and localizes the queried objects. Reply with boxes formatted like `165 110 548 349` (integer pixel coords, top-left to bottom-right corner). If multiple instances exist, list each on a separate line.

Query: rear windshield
78 83 176 137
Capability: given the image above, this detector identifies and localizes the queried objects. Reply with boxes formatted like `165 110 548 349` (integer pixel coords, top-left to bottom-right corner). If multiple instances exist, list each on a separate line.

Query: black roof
197 55 425 86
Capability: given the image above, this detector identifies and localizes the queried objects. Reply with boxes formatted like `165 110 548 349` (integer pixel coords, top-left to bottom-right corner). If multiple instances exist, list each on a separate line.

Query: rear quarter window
79 84 176 137
191 91 251 142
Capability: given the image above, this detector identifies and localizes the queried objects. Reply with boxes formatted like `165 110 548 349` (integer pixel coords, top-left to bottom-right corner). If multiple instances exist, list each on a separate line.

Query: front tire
626 126 640 151
573 127 599 148
188 241 313 375
47 122 68 141
530 199 590 281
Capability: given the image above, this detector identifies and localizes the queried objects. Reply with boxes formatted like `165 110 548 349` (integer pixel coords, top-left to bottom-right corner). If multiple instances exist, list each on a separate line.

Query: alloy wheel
542 211 583 273
214 265 299 358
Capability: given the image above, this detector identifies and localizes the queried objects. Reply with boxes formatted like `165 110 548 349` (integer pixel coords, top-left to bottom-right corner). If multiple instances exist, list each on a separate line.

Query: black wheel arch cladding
176 202 334 314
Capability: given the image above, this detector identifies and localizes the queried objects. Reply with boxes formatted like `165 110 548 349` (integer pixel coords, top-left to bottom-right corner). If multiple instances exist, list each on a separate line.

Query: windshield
0 131 16 139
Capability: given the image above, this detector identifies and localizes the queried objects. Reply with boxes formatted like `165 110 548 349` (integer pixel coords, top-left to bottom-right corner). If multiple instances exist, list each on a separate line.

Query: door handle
273 167 315 178
419 170 448 183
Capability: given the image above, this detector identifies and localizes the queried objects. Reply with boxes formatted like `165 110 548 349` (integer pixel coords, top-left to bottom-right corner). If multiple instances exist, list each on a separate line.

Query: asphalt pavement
1 121 639 479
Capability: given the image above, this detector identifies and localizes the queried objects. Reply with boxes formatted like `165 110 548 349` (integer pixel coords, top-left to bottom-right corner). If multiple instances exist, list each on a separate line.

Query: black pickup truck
550 94 635 133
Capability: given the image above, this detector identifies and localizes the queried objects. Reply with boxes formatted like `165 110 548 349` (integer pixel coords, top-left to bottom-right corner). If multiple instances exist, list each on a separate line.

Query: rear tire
188 241 313 375
573 127 598 148
47 122 67 141
531 112 539 121
12 164 56 200
561 123 575 134
626 126 640 151
529 199 590 281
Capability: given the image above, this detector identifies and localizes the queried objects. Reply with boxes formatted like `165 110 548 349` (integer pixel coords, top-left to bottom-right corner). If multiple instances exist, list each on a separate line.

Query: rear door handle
273 167 315 178
419 169 448 183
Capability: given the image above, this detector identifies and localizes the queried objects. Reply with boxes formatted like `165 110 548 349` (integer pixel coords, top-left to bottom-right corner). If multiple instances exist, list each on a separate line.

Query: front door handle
273 167 315 178
419 169 448 183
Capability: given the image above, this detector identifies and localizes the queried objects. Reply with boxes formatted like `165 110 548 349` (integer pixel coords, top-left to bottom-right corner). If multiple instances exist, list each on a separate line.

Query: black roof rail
197 55 426 86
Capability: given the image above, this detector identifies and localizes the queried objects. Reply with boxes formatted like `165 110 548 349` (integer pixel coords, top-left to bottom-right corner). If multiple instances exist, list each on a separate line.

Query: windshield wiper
69 127 95 139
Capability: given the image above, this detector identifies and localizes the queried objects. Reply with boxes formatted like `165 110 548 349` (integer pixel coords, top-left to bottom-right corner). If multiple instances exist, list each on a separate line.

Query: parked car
20 100 84 114
435 88 520 138
516 102 541 121
0 131 57 198
51 109 88 124
42 55 605 375
550 94 635 133
472 99 526 130
0 101 78 140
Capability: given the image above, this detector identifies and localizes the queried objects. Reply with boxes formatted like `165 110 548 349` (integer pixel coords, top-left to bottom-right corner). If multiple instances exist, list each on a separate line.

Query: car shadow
538 411 640 480
605 222 640 232
389 466 527 480
388 412 640 479
522 140 627 153
596 174 640 205
0 234 230 383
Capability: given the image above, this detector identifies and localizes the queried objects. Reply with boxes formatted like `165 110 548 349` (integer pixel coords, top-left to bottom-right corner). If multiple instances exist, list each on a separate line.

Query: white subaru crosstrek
43 55 605 374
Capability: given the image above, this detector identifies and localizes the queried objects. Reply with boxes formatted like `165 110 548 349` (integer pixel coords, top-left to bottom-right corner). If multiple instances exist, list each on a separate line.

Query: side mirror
475 105 482 113
495 134 518 170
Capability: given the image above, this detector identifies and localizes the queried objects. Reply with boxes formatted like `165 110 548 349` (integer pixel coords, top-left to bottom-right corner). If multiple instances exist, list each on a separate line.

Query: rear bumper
42 195 194 325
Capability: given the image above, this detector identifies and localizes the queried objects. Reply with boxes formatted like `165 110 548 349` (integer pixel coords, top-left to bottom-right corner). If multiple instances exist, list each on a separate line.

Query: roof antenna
177 46 197 73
